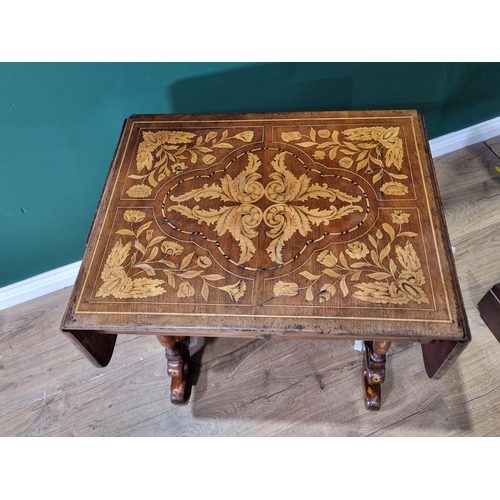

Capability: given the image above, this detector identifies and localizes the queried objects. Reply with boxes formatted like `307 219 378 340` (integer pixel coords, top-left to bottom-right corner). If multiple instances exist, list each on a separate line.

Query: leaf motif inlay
272 210 430 306
128 129 256 196
168 151 364 265
96 211 244 302
281 126 409 196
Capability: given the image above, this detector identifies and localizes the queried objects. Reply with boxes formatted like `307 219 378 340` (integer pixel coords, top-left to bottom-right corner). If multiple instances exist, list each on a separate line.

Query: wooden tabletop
61 111 469 343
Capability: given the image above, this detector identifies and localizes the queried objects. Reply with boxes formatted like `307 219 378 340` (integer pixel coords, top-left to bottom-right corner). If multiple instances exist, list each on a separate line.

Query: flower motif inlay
167 151 364 265
96 210 246 302
127 128 256 197
280 126 409 196
272 210 429 306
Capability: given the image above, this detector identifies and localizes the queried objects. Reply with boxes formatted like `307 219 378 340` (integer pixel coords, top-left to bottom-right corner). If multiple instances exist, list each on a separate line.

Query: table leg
157 335 190 405
362 341 392 411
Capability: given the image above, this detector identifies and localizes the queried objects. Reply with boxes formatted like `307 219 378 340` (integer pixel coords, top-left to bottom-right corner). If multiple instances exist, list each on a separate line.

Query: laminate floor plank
434 142 498 190
315 342 460 436
485 135 500 157
0 341 175 436
0 288 165 419
113 337 340 436
435 143 500 241
180 337 339 435
452 223 500 310
429 312 500 436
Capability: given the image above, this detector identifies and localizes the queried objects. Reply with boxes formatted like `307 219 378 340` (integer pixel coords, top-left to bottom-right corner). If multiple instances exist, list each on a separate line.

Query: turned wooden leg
157 335 190 405
362 340 392 411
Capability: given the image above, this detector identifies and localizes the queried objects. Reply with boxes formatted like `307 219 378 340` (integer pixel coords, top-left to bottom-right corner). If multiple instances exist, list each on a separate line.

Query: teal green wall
2 62 500 288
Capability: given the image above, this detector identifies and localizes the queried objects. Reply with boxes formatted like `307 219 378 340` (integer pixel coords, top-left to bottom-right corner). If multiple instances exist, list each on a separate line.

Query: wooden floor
2 137 500 437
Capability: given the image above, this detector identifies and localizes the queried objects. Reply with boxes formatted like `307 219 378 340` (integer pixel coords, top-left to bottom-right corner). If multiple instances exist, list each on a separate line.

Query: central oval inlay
161 148 373 271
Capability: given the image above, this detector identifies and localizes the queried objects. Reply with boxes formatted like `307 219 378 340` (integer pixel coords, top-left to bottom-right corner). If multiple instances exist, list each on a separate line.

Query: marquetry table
61 111 470 410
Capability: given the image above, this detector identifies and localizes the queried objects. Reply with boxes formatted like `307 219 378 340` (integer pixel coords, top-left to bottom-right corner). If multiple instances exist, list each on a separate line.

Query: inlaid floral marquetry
165 150 365 267
269 209 429 306
277 125 411 199
95 209 247 303
63 111 468 343
126 128 259 198
61 111 470 411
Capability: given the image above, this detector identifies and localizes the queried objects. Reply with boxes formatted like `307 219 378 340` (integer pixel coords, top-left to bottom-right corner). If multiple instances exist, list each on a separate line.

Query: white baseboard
1 115 500 311
429 115 500 158
0 261 81 311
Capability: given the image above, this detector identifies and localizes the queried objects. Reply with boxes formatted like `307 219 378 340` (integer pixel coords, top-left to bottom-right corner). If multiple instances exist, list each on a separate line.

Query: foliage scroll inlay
127 129 256 197
280 126 409 196
272 210 430 306
96 210 247 303
166 150 365 266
